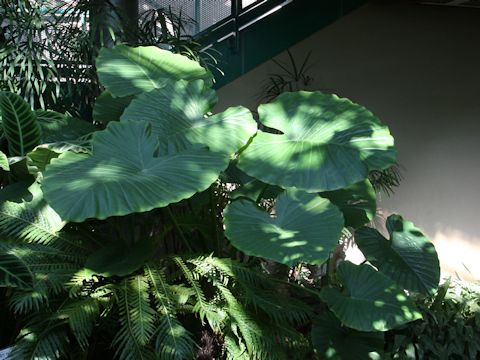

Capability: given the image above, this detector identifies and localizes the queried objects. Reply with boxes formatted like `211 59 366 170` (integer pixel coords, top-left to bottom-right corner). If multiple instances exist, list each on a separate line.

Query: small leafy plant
0 44 442 359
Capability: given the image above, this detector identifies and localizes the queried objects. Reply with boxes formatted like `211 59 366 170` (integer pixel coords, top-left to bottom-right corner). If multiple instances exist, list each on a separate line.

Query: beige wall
215 2 480 280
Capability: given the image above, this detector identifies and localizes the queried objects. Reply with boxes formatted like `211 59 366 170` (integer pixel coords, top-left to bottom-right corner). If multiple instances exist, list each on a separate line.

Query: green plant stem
166 206 193 252
210 186 220 254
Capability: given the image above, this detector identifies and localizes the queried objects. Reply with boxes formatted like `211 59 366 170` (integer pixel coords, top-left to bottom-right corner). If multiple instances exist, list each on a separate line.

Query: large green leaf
93 91 134 125
237 92 396 192
121 80 257 155
312 311 384 360
36 110 96 143
355 215 440 295
224 190 344 266
42 121 229 222
85 239 156 277
320 261 421 331
97 45 213 97
0 91 41 156
321 179 376 228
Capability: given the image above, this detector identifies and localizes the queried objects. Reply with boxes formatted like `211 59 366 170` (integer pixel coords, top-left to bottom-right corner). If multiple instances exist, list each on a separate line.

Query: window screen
138 0 232 34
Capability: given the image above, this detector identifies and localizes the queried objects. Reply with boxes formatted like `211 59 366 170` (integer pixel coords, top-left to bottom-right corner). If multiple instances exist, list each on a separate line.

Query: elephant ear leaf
355 215 440 295
0 92 41 156
96 45 213 97
320 261 422 332
42 121 230 222
312 311 384 360
224 190 344 266
321 179 376 228
121 79 257 156
237 92 396 192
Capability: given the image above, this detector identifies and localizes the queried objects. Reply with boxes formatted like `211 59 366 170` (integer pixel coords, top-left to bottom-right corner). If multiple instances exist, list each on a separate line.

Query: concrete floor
216 1 480 280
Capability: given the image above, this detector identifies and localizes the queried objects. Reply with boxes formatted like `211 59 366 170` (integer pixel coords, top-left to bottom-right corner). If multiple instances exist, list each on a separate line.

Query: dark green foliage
0 41 445 360
387 280 480 360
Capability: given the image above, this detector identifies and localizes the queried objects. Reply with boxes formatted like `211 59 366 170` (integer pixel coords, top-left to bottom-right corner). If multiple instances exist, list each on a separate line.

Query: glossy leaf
321 179 376 228
97 45 213 97
121 80 257 155
320 261 421 331
0 91 41 156
355 215 440 295
312 311 384 360
237 92 396 192
224 190 344 266
42 121 229 222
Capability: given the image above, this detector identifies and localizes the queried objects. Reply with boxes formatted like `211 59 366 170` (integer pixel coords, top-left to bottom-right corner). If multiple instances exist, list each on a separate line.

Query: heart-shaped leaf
320 261 421 331
355 215 440 295
237 92 396 192
97 45 213 97
85 239 156 277
121 80 257 155
312 311 384 360
42 121 229 222
321 179 376 228
224 190 344 266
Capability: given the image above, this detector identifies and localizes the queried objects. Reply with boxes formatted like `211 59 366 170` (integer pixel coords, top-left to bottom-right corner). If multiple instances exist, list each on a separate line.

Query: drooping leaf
355 215 440 295
27 147 60 176
312 311 384 360
86 239 156 277
36 110 96 143
0 150 9 171
93 90 134 125
0 91 42 156
230 179 283 202
42 121 229 222
97 45 213 97
320 261 421 331
121 80 257 155
321 179 376 228
224 190 344 266
237 92 396 192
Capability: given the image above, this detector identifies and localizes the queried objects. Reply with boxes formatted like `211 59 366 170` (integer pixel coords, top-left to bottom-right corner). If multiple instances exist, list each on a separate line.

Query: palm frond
113 276 157 360
144 264 195 360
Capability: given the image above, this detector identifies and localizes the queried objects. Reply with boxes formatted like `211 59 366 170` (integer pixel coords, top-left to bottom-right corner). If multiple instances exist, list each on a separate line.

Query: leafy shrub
388 280 480 360
0 44 443 359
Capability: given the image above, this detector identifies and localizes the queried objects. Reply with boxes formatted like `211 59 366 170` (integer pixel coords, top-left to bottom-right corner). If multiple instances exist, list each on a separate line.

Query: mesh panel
138 0 231 34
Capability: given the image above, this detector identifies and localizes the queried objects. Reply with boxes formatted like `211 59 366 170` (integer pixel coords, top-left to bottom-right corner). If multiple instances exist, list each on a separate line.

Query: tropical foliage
0 44 445 359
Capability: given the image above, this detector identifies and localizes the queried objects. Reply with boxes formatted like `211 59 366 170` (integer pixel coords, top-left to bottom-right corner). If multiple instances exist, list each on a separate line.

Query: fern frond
0 184 86 252
144 264 195 360
9 288 48 314
190 256 313 324
10 314 70 360
173 256 224 331
55 298 100 350
223 332 249 360
113 276 157 360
